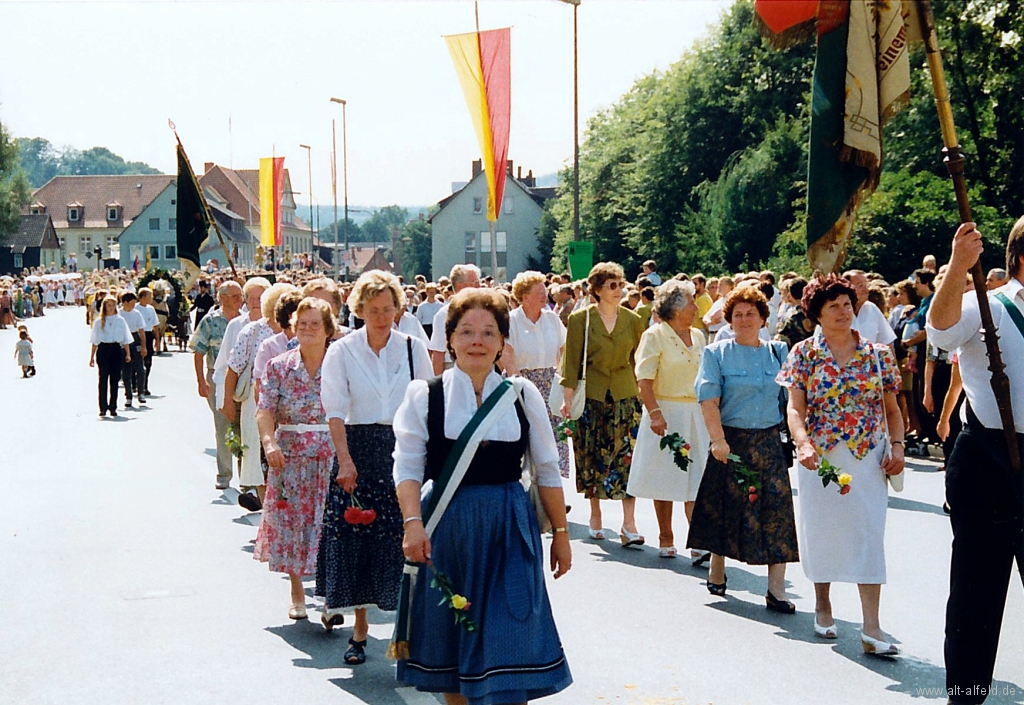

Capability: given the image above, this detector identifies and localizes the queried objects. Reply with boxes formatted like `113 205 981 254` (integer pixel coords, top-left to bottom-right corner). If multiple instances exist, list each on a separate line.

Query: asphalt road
1 306 1022 705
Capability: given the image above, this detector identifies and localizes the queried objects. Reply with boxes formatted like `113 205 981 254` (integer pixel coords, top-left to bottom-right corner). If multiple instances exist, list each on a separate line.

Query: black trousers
96 343 123 413
945 407 1024 703
142 330 155 393
121 335 145 402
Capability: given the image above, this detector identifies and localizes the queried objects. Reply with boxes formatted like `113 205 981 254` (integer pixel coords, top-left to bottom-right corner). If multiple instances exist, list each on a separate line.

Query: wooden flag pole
170 125 238 279
913 1 1020 474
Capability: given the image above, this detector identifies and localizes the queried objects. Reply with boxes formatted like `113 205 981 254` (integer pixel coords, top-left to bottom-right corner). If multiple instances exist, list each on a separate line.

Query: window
472 197 483 214
80 236 91 253
149 218 160 230
168 218 177 230
464 231 477 265
479 231 507 279
164 245 177 260
107 207 118 221
283 210 293 224
58 237 66 250
106 236 117 249
149 245 161 260
504 197 514 214
30 206 40 215
68 208 80 222
13 254 22 268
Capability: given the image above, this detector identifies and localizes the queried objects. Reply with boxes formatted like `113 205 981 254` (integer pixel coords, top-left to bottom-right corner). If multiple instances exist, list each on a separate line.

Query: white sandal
659 546 677 558
813 618 838 639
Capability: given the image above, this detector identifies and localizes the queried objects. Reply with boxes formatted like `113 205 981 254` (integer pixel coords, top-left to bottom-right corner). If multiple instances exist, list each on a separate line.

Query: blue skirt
397 482 572 704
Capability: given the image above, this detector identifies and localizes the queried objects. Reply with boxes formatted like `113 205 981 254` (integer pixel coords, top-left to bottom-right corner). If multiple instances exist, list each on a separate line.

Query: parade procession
1 1 1023 704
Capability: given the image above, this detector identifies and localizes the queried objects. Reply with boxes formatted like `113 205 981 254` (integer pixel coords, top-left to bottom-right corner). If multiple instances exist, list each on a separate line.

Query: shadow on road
888 496 948 517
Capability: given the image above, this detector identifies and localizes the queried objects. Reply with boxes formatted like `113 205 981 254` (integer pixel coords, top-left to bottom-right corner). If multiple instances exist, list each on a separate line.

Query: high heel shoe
706 575 727 596
861 632 899 657
587 527 605 540
765 590 796 614
813 618 838 639
288 603 308 620
690 550 712 567
321 607 345 631
619 527 645 548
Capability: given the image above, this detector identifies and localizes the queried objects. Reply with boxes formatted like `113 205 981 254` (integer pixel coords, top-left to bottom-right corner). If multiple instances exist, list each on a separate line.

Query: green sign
566 241 594 281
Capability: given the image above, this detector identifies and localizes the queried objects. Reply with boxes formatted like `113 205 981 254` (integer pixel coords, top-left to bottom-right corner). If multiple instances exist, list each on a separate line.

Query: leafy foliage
0 123 32 245
16 137 160 188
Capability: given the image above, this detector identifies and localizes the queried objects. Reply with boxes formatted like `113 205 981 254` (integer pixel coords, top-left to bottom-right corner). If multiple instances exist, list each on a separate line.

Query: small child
17 325 36 376
15 329 34 378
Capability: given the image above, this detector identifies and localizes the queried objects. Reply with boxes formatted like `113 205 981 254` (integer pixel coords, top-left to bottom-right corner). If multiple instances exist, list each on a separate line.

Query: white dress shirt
214 313 250 408
927 278 1024 433
137 304 159 331
428 302 451 353
321 327 433 425
118 307 145 335
812 301 896 345
392 367 562 487
90 316 133 345
396 311 429 345
507 307 566 370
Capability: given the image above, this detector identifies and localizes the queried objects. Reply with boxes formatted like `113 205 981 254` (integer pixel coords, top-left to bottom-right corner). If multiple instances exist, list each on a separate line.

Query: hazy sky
1 0 733 208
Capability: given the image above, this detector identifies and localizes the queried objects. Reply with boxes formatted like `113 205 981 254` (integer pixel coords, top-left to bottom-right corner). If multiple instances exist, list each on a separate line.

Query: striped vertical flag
259 157 285 248
444 28 511 223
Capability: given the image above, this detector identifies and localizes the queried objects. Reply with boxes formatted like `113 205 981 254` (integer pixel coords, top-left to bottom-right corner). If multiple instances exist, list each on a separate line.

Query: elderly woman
317 271 432 665
253 290 304 398
394 288 572 705
504 270 570 478
777 275 905 656
560 262 646 545
255 297 337 621
302 278 349 339
626 280 710 560
686 286 799 611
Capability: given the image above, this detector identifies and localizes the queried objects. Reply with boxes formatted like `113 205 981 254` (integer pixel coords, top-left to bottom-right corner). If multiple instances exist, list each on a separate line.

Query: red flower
839 484 852 495
361 508 377 525
275 499 290 510
748 486 757 494
344 506 364 524
748 494 758 503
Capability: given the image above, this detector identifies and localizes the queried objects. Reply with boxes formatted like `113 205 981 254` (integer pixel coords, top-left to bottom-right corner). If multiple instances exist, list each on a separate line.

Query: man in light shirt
137 287 160 396
926 219 1024 704
213 277 270 412
702 276 734 335
428 264 480 375
842 269 897 346
118 291 148 408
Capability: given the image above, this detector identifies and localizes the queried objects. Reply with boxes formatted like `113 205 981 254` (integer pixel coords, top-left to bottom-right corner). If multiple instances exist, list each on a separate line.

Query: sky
0 0 734 210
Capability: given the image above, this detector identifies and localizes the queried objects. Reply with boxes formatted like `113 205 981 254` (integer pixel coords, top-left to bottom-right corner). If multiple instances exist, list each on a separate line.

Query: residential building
200 163 313 258
24 174 175 271
1 214 61 274
429 161 553 282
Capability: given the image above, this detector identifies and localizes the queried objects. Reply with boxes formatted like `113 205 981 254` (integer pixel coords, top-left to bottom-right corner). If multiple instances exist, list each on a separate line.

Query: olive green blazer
560 304 645 402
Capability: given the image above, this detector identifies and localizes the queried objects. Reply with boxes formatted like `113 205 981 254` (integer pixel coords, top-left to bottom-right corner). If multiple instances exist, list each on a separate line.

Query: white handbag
873 348 904 492
563 307 590 420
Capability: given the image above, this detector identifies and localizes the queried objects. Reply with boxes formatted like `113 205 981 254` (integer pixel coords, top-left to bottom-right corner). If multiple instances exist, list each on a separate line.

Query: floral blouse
258 349 333 460
776 330 900 459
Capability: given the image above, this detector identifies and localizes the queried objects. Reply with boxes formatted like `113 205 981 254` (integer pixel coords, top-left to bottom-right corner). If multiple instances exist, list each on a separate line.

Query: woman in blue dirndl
392 288 573 705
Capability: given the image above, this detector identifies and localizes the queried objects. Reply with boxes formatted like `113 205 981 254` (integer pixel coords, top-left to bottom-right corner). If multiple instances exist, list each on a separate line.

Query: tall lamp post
299 143 313 267
330 97 349 280
560 0 581 241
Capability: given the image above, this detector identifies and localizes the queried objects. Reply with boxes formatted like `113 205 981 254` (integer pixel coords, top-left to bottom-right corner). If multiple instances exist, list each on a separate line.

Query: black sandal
344 638 367 665
706 576 727 597
765 590 796 614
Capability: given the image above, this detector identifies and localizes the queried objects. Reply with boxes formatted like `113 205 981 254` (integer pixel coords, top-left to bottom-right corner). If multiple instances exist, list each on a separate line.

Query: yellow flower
837 473 852 487
451 594 468 611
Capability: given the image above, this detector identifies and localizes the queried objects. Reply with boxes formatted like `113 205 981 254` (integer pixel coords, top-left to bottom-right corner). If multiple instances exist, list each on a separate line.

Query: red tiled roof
201 165 310 232
27 174 175 229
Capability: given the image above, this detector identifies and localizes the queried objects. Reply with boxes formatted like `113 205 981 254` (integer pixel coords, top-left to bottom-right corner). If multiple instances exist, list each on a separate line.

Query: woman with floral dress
317 271 432 665
255 297 337 621
777 275 905 656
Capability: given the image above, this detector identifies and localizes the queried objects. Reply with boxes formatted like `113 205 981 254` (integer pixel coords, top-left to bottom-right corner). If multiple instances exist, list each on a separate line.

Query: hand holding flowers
555 418 578 443
659 432 693 472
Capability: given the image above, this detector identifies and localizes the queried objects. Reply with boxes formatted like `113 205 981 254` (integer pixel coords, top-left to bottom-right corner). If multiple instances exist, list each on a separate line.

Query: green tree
15 137 160 187
362 205 409 251
1 123 32 244
398 218 432 280
15 137 60 187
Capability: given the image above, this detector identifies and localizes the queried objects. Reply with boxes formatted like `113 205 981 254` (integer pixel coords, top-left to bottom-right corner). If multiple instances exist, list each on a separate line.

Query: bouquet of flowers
344 492 378 525
225 422 246 459
555 418 578 443
659 432 693 472
430 565 477 632
818 458 853 495
727 453 762 503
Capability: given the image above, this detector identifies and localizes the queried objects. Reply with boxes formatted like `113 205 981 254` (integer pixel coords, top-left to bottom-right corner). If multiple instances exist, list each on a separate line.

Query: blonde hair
347 270 405 316
260 283 299 319
301 278 343 314
293 296 337 340
99 296 119 329
511 270 547 303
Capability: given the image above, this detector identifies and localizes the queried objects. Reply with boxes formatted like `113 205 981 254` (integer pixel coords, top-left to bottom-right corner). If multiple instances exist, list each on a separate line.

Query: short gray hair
450 264 481 288
653 279 695 322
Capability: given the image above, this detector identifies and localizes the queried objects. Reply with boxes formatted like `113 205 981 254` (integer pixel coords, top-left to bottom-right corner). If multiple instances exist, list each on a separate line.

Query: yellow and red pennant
444 27 511 223
259 156 285 248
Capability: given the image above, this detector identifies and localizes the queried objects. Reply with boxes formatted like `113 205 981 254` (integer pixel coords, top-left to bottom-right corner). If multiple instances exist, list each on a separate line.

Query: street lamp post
330 97 349 280
559 0 581 241
299 143 313 267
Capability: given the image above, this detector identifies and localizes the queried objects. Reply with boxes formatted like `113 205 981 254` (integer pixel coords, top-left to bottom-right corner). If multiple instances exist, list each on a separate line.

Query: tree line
538 0 1022 283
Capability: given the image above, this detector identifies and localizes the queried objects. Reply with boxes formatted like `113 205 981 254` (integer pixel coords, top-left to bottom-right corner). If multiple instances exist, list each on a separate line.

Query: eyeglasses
604 281 622 291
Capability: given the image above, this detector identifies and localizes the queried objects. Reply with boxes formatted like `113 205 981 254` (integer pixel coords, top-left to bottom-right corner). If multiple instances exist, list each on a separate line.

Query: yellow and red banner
259 156 285 248
444 27 511 223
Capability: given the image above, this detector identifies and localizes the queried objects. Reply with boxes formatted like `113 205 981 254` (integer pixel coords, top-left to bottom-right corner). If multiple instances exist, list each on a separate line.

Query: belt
278 424 330 433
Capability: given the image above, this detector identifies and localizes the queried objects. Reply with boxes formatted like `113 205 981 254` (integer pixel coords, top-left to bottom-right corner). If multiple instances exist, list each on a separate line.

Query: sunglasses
604 281 622 291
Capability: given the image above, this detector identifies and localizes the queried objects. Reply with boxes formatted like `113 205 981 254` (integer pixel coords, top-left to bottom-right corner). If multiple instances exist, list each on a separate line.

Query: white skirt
239 393 263 486
627 399 709 502
796 442 888 584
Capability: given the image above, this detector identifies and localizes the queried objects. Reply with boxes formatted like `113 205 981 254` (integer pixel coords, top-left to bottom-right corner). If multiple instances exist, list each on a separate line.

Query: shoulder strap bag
390 378 516 659
995 292 1024 340
872 347 903 493
562 306 591 420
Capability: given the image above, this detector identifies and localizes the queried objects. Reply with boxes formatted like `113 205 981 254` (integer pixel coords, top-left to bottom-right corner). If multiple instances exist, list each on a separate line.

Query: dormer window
30 203 45 215
68 208 80 222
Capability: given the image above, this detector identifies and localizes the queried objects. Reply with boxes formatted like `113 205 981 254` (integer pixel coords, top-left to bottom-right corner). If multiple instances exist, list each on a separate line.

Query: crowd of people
10 215 1012 704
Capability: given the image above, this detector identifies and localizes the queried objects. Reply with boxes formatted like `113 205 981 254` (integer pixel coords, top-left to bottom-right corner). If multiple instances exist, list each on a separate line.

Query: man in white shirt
428 264 481 375
213 277 269 412
414 283 443 339
118 292 148 408
137 287 160 396
703 276 734 335
843 270 896 346
926 220 1024 704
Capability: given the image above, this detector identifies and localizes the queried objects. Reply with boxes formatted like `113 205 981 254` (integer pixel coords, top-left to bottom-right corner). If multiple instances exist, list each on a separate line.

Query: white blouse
321 327 433 425
90 316 133 345
392 367 562 488
507 307 566 370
